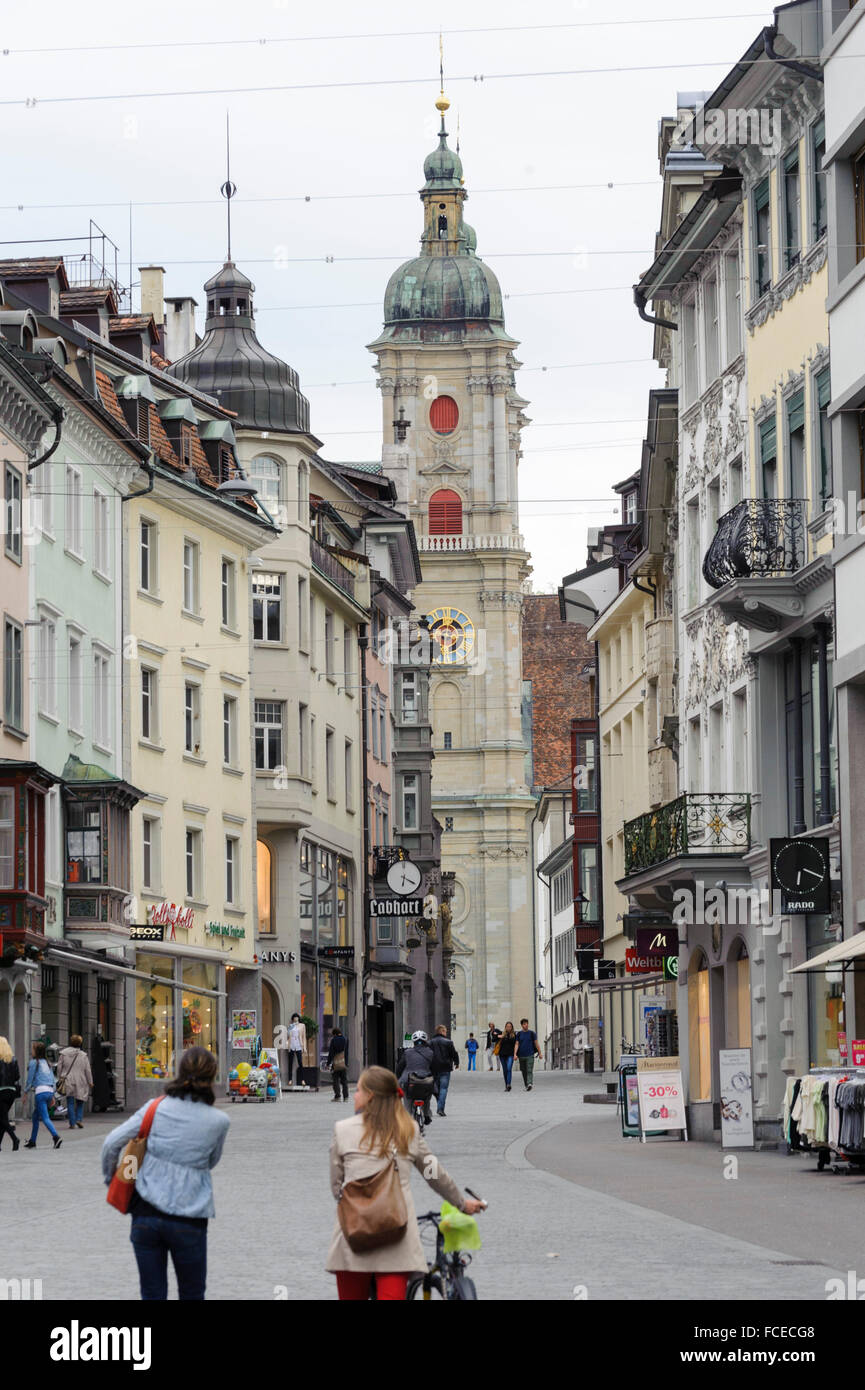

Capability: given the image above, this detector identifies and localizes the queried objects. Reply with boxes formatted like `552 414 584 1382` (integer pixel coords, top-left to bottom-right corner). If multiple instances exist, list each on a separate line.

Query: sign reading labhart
369 897 424 918
636 1056 688 1142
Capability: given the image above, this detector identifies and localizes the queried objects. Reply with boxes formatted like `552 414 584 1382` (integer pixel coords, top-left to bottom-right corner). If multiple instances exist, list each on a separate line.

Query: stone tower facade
369 96 536 1034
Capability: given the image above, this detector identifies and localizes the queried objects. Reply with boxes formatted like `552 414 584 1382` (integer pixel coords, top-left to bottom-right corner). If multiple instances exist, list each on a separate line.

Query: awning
789 934 865 974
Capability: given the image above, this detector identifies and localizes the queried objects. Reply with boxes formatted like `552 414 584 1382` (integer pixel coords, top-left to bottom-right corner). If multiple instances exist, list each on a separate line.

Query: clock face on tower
427 606 476 665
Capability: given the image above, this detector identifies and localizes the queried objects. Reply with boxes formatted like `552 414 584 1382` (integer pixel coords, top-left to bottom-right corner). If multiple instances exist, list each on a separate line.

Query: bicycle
406 1077 434 1134
405 1190 487 1301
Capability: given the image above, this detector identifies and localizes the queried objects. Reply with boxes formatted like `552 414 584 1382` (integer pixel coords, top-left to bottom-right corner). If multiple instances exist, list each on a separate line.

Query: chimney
139 265 165 326
163 296 198 364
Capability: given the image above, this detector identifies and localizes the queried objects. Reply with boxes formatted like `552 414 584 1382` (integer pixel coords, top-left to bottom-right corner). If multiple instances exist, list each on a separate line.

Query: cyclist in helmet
398 1031 435 1126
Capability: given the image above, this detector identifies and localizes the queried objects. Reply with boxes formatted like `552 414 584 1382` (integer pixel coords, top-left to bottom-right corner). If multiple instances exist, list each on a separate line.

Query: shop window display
135 975 174 1080
182 960 218 1067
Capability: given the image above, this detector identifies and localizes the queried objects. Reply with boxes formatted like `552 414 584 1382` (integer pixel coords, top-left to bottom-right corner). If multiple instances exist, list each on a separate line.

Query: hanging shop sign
205 921 246 940
369 897 424 918
636 1056 688 1141
317 946 355 960
770 837 831 913
129 924 164 942
718 1048 754 1148
385 859 423 896
635 926 678 958
625 948 664 975
258 950 297 964
147 901 195 936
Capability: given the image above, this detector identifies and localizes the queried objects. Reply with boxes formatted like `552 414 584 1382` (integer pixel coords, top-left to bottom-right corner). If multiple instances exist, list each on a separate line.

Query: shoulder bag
331 1051 347 1073
106 1096 165 1214
337 1148 408 1253
56 1051 81 1097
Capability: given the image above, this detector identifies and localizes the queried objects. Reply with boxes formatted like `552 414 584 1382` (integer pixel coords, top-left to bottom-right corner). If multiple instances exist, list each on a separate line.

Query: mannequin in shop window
287 1013 308 1087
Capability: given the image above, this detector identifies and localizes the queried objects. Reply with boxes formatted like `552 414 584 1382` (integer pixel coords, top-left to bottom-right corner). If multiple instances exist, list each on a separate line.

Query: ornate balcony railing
703 498 806 590
420 533 525 553
623 792 751 875
310 536 355 600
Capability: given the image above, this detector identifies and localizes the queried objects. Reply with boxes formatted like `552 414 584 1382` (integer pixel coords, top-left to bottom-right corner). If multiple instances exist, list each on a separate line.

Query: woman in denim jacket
101 1048 229 1301
24 1041 61 1150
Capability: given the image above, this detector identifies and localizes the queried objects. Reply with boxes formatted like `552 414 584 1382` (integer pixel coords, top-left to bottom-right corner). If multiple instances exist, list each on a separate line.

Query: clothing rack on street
784 1066 865 1173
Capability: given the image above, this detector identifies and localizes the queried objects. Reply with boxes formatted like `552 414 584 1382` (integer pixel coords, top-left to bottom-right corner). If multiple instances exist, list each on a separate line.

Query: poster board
232 1009 257 1050
636 1056 688 1142
719 1048 754 1148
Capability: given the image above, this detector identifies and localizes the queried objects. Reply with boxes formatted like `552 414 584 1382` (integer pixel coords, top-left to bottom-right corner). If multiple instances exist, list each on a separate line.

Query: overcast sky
2 0 765 590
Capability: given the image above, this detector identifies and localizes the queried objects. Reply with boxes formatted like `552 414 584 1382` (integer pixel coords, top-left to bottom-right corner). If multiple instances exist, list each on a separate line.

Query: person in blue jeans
24 1041 62 1150
515 1018 543 1090
101 1048 229 1300
465 1034 479 1070
497 1022 518 1091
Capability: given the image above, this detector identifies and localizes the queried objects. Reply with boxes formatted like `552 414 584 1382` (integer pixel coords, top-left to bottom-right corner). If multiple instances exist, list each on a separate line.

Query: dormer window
219 446 233 484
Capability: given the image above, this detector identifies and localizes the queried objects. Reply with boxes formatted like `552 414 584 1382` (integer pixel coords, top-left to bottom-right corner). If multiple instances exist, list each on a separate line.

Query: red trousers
336 1271 408 1301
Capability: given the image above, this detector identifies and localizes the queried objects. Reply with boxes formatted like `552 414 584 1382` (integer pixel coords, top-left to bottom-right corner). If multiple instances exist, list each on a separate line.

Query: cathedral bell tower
369 93 536 1031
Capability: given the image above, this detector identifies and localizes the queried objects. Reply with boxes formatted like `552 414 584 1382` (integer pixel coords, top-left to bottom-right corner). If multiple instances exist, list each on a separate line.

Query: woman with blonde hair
0 1036 21 1152
326 1064 483 1301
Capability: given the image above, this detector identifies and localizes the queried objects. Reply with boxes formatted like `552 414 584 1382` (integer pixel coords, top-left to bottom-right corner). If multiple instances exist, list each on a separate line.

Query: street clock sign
770 838 831 913
386 859 422 896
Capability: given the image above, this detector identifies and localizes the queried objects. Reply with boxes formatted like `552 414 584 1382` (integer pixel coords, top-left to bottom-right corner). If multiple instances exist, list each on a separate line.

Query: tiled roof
60 287 116 308
147 403 180 469
94 369 133 433
150 348 172 371
0 258 69 289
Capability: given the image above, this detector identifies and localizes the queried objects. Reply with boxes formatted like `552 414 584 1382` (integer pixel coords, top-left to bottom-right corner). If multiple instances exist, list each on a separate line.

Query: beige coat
325 1112 466 1273
57 1047 93 1101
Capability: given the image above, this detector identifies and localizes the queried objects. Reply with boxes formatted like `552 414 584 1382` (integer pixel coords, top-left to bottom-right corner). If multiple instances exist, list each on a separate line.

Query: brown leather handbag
337 1150 408 1252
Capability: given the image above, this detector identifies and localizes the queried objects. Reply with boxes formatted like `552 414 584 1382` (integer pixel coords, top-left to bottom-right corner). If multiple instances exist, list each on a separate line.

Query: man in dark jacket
429 1025 460 1116
326 1027 349 1102
398 1031 435 1125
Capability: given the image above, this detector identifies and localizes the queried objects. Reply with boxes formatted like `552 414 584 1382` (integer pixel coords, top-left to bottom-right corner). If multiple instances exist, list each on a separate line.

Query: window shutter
816 367 831 410
429 489 463 535
759 416 777 462
754 178 770 213
429 395 459 435
787 390 805 434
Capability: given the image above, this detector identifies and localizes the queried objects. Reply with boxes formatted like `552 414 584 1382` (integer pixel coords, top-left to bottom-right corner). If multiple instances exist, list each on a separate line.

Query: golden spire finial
436 32 450 113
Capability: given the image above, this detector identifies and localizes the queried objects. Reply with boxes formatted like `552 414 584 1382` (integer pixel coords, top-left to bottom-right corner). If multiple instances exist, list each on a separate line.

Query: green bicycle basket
438 1201 482 1253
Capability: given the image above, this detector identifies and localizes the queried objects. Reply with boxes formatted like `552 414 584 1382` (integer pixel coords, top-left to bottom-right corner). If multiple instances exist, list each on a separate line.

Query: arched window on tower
438 214 448 238
429 488 462 535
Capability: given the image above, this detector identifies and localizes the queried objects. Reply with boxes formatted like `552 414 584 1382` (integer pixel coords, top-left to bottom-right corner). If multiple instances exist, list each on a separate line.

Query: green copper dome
373 110 509 344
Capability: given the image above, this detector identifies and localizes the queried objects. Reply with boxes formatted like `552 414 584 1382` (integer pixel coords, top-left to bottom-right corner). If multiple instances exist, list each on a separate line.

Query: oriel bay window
255 701 284 771
0 768 51 932
66 804 101 883
61 761 139 940
252 573 282 642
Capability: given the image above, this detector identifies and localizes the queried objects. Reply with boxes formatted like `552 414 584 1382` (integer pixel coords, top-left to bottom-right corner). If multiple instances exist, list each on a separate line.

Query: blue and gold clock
427 606 476 665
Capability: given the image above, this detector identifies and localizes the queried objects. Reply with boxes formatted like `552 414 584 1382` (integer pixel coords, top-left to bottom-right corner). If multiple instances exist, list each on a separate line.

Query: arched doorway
727 939 751 1048
687 950 712 1102
261 978 280 1075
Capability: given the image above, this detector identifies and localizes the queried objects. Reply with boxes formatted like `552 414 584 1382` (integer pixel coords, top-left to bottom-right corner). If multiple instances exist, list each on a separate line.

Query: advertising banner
232 1009 257 1049
718 1048 754 1148
636 1056 687 1137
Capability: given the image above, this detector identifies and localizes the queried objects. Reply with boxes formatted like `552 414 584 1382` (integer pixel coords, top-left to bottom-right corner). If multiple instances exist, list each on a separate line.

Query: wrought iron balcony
310 536 355 600
703 498 806 590
623 792 751 875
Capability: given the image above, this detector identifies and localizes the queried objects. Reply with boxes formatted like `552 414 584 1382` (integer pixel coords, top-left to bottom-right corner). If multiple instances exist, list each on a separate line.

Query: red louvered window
429 489 463 535
429 395 459 435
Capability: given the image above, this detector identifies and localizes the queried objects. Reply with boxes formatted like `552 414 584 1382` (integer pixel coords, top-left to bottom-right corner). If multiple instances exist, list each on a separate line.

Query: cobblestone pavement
0 1070 849 1301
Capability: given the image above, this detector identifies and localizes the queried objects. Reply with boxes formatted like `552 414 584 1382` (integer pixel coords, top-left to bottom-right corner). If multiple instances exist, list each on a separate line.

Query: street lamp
563 965 574 988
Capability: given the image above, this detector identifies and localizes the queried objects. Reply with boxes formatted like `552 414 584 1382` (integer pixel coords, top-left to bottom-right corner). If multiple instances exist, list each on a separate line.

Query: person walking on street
24 1041 61 1150
497 1022 517 1091
430 1024 459 1116
327 1026 349 1103
0 1036 21 1152
101 1048 229 1301
57 1034 93 1130
485 1022 502 1071
465 1034 479 1070
516 1018 543 1090
326 1065 484 1300
287 1013 307 1088
397 1030 436 1126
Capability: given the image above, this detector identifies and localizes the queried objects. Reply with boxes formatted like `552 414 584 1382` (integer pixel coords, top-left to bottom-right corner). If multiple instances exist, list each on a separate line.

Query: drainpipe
815 619 833 826
632 573 658 619
26 404 64 474
763 27 823 84
358 623 372 1066
634 287 678 332
790 637 807 835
